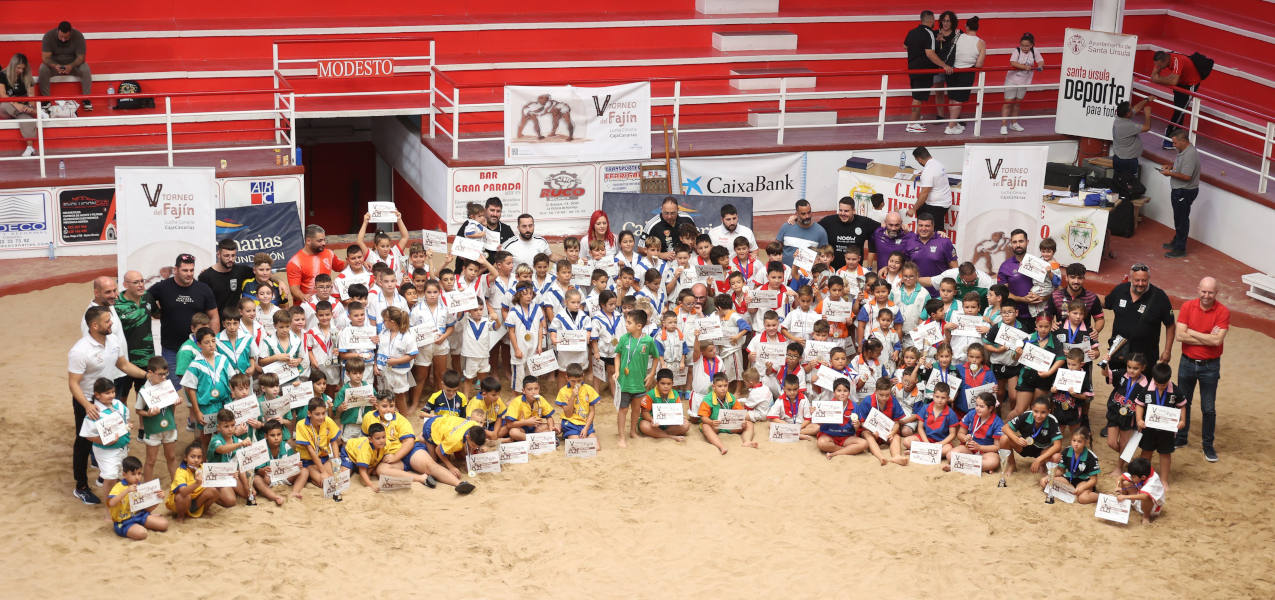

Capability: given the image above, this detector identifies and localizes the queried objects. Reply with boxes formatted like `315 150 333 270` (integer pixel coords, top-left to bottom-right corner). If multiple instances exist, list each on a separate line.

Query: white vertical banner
679 152 807 215
955 145 1047 267
1042 202 1109 272
115 167 217 283
504 82 650 164
1055 28 1138 139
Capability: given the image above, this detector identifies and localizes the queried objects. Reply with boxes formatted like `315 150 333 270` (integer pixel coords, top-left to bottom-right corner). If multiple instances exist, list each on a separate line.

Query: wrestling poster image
504 82 651 165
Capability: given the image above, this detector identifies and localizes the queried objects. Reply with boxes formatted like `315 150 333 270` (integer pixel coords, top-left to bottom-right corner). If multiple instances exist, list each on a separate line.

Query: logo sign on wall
222 175 303 208
57 187 117 245
504 82 651 164
0 190 53 249
955 145 1047 272
449 166 525 223
678 152 806 214
1055 28 1138 140
838 170 962 243
1042 202 1109 271
215 202 304 270
115 167 217 284
525 164 598 221
599 163 643 194
600 192 753 239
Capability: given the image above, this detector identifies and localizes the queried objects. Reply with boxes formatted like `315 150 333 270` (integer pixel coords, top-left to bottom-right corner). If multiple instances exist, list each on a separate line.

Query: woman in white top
1001 32 1045 135
944 16 986 135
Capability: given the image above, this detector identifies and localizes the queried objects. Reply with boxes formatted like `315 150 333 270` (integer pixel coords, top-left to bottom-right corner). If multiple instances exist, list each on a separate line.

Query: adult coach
774 199 828 266
456 197 515 267
908 213 957 291
1174 277 1227 462
996 229 1037 315
708 203 757 252
903 11 951 133
148 253 218 387
868 212 917 271
68 306 145 504
198 239 253 311
1103 263 1175 368
287 224 345 304
818 196 879 270
79 276 125 352
502 213 552 269
645 196 695 260
1159 130 1201 259
907 146 953 231
114 270 155 403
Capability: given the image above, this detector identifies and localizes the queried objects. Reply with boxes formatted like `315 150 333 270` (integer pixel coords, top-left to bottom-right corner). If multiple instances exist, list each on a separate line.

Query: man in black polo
148 253 219 388
644 196 696 261
819 196 879 270
1102 263 1175 369
198 238 254 311
903 11 952 133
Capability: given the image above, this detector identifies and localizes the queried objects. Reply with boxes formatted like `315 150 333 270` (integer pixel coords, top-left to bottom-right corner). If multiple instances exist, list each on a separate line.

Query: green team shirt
208 432 250 463
333 383 371 425
114 293 156 368
176 337 200 377
615 333 660 394
136 381 176 435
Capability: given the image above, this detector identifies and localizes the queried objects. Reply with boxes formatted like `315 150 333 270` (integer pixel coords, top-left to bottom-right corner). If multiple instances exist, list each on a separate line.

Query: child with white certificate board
1134 362 1186 485
1114 457 1166 524
856 377 908 466
1101 352 1149 472
945 392 1004 473
816 379 869 460
638 368 690 442
1000 397 1064 477
1040 427 1101 505
696 373 759 455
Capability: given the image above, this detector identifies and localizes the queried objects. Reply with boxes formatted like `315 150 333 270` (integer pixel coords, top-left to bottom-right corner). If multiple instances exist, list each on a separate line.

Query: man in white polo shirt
79 275 126 354
906 146 953 232
502 213 552 270
708 203 757 253
68 305 146 505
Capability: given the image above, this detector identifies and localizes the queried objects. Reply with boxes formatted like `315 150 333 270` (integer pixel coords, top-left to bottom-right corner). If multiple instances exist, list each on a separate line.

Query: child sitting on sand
637 368 690 442
945 392 1004 473
696 373 758 454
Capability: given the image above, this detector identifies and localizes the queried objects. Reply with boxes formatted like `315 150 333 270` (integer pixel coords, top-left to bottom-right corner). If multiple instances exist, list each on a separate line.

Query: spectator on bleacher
932 11 959 121
906 146 953 232
1159 130 1201 259
774 199 828 266
1150 50 1202 150
903 10 953 133
287 225 345 303
1000 33 1044 135
1111 97 1152 178
643 197 695 261
708 203 757 253
1 53 37 156
868 212 917 271
944 17 985 136
39 21 92 110
818 196 879 270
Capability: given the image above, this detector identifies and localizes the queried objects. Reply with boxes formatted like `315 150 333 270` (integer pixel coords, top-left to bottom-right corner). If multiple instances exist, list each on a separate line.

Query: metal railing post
289 92 297 163
272 43 281 145
165 97 174 166
429 40 436 137
972 71 986 137
1261 122 1274 195
35 100 45 178
673 80 682 133
1188 95 1201 146
451 87 460 159
777 77 787 145
877 74 888 141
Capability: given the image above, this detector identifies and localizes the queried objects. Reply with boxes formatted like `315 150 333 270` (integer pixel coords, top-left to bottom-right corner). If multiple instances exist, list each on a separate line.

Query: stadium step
712 31 798 52
730 67 817 90
747 109 838 127
696 0 778 15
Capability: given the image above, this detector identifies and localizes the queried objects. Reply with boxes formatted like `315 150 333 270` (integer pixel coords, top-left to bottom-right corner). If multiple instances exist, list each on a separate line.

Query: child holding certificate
1012 315 1065 419
904 382 960 458
109 456 169 540
817 379 869 459
78 378 131 497
556 364 601 446
251 421 305 505
1000 397 1064 477
766 375 818 440
954 343 996 416
1040 428 1100 504
638 368 690 441
136 356 179 483
855 377 907 466
1050 349 1093 439
165 443 234 521
1102 352 1148 470
1135 362 1186 484
697 373 758 454
945 392 1003 473
1115 457 1166 523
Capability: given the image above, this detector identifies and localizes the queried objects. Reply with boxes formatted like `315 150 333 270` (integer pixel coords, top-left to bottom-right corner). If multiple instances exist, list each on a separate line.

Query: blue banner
214 202 303 270
600 192 753 237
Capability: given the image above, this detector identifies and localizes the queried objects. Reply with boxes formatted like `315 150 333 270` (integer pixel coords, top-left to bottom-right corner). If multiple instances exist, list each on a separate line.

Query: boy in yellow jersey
555 364 601 448
251 421 306 505
466 376 507 443
696 372 759 454
499 376 557 441
341 423 433 491
295 398 342 501
423 413 484 494
166 443 233 521
637 368 690 441
421 369 467 418
108 456 168 540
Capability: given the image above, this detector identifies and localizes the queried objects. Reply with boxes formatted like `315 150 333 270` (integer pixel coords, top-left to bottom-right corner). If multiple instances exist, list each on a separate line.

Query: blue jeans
1170 187 1199 252
161 347 182 390
1176 356 1220 449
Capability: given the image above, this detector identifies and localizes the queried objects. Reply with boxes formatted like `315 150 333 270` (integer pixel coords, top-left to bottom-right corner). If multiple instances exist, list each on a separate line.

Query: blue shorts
301 455 329 468
113 511 150 537
401 442 430 473
561 421 594 438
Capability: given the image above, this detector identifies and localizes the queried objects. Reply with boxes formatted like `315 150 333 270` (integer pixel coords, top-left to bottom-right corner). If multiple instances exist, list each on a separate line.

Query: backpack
1107 197 1137 238
1112 169 1146 201
114 80 155 110
1188 52 1214 81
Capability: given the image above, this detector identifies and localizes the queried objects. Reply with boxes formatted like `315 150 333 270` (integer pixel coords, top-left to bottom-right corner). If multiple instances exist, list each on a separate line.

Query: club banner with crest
955 145 1047 269
504 83 650 164
115 167 217 285
1041 201 1108 271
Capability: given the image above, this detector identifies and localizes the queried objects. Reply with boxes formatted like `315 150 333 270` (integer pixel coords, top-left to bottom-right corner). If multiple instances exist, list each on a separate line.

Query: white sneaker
1000 125 1008 135
943 124 957 135
1010 122 1025 132
954 123 966 134
20 145 34 157
906 123 927 133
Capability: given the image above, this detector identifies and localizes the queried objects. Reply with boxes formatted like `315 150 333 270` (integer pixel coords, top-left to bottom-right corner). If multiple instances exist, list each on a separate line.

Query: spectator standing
907 146 954 231
456 197 515 268
1111 97 1152 178
39 21 92 109
996 229 1038 315
1150 50 1203 150
1000 33 1044 135
708 204 757 253
1102 263 1175 369
78 276 125 354
286 224 345 304
198 239 254 311
1 53 37 157
868 212 918 271
1174 277 1227 462
903 11 952 133
944 16 985 135
818 196 879 270
931 11 960 122
644 197 696 260
148 253 218 388
1159 130 1201 259
114 269 156 403
774 200 828 266
502 213 552 270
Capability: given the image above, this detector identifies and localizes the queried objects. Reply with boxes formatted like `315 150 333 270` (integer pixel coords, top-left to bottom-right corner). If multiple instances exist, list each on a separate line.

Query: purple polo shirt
870 227 919 271
997 254 1035 314
908 234 957 279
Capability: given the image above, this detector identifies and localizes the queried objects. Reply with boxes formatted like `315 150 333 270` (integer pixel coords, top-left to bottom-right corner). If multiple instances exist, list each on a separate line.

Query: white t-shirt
709 223 758 251
503 235 552 270
931 267 996 289
68 334 125 399
918 158 953 208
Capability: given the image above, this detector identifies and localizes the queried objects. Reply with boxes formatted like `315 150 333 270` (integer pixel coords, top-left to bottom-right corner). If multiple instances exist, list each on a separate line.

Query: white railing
272 35 435 123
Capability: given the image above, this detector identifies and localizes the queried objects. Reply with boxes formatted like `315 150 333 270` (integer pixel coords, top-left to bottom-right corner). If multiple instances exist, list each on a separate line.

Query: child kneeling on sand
696 373 758 454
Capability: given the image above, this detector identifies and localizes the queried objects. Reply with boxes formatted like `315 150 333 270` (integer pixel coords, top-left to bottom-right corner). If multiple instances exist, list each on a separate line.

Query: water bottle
58 160 66 178
107 86 114 95
1078 177 1086 193
46 241 55 260
898 151 907 170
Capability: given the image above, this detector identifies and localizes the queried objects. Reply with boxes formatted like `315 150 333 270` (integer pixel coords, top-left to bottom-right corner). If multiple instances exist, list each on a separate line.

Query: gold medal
525 333 532 342
1023 436 1034 446
211 389 220 398
624 367 630 375
160 419 169 428
1119 406 1129 416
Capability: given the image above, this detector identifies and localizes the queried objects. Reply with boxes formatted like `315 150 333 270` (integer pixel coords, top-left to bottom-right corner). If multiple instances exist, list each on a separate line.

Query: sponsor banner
316 58 395 78
525 164 598 221
449 166 524 223
599 162 643 194
1041 202 1109 272
56 187 117 245
600 192 753 238
221 175 302 208
215 202 304 271
504 82 651 164
1055 28 1138 140
115 167 217 285
679 152 806 215
955 145 1048 269
836 169 963 245
0 190 53 249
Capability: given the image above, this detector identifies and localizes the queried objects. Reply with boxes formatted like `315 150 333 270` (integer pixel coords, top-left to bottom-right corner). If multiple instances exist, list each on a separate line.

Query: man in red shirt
287 224 345 306
1150 50 1202 150
1174 276 1227 462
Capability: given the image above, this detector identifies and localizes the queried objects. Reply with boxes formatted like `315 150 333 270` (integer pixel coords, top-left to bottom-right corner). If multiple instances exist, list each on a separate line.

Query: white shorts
1004 86 1028 100
341 423 363 441
510 359 532 392
719 352 744 382
462 357 491 380
141 429 178 446
92 446 128 481
556 350 588 373
382 368 415 394
415 339 450 364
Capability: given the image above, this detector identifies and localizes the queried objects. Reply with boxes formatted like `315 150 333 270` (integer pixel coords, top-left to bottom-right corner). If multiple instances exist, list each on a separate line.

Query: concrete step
712 30 798 52
696 0 778 15
747 110 838 127
730 67 816 90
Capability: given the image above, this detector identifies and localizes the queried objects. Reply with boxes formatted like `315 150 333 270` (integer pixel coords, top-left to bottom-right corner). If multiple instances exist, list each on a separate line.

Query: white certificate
591 357 607 384
1045 478 1077 504
367 201 398 223
769 422 800 443
909 441 942 465
379 475 415 491
1144 404 1181 433
783 236 817 250
912 320 942 348
927 370 961 395
236 439 269 473
694 264 725 279
717 409 746 432
862 407 896 440
451 236 484 261
1019 343 1056 372
445 290 480 314
1094 493 1131 524
323 468 351 498
813 365 848 390
804 340 835 365
128 479 164 511
994 325 1029 350
466 451 502 474
528 350 560 377
749 289 779 309
950 452 984 476
202 462 239 488
347 327 376 351
527 431 557 455
284 383 314 409
261 396 291 422
1054 369 1085 394
225 395 260 427
757 342 787 371
671 365 688 387
483 229 502 251
1120 430 1143 463
95 410 129 446
140 380 180 411
499 441 530 464
824 300 854 323
268 453 301 486
694 316 723 341
420 229 448 253
341 385 375 412
557 329 588 352
1019 254 1052 283
811 400 843 424
793 247 817 273
1064 339 1093 362
571 264 594 287
263 359 300 384
652 402 684 426
964 383 995 404
412 323 438 347
952 314 984 337
565 438 598 458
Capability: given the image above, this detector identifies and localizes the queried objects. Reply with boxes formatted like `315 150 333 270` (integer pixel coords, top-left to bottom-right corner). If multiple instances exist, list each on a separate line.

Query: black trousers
72 398 91 489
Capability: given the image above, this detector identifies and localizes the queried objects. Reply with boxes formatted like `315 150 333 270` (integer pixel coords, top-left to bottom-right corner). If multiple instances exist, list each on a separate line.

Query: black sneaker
73 486 101 505
82 100 93 111
422 475 437 489
1175 438 1189 448
1203 448 1219 462
1164 249 1186 259
455 481 476 495
1099 428 1108 438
